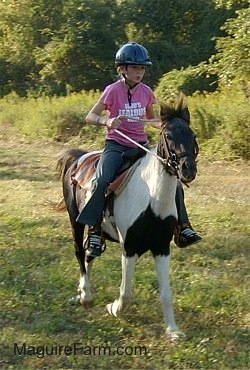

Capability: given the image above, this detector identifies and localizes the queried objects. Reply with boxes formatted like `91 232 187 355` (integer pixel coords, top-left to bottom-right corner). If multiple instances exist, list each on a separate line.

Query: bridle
113 120 199 182
157 124 199 180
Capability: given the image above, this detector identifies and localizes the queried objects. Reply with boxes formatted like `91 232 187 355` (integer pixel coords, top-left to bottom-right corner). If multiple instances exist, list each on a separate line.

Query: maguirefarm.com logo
13 342 148 358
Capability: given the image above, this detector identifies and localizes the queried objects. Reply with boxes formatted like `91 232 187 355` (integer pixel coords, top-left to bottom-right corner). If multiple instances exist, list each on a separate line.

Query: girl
76 42 202 257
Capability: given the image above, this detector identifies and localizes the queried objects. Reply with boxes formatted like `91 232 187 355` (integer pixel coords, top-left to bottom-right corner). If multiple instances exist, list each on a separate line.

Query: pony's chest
124 205 176 257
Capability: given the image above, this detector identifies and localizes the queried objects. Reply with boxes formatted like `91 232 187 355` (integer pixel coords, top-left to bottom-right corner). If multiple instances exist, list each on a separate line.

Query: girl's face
123 65 146 85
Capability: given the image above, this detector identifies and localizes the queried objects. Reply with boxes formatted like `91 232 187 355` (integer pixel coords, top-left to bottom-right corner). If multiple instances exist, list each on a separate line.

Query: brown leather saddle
71 149 145 197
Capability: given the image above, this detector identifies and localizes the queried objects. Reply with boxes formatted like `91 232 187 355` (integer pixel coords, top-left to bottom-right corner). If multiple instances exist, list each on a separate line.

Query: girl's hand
106 115 126 128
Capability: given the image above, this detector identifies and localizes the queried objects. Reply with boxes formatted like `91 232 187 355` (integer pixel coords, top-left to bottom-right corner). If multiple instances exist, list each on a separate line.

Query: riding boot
174 221 202 248
85 223 106 257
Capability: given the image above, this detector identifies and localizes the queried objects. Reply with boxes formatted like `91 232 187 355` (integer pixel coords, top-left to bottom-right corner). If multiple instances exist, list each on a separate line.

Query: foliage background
0 0 249 95
0 0 249 160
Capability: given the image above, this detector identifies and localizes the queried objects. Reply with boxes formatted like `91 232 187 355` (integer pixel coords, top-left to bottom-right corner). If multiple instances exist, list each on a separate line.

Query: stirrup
84 227 106 257
178 227 202 248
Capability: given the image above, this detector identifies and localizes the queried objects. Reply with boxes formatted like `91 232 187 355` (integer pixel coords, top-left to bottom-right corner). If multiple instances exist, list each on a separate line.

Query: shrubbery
0 90 100 141
188 88 250 160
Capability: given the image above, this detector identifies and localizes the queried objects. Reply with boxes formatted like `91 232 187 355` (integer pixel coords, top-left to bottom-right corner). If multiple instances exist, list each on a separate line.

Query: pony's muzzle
180 160 197 183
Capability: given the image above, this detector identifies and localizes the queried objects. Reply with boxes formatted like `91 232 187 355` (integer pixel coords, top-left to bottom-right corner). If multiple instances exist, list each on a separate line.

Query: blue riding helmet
115 42 152 66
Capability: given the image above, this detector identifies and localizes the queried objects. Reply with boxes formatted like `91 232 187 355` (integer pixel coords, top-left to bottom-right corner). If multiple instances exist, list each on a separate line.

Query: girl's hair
117 65 126 75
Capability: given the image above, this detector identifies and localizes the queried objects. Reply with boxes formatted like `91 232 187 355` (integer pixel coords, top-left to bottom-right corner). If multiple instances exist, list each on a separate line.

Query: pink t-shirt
99 80 156 148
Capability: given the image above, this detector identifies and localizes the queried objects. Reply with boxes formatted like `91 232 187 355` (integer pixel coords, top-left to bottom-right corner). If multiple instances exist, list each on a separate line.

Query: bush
202 111 250 160
189 89 250 160
0 90 101 141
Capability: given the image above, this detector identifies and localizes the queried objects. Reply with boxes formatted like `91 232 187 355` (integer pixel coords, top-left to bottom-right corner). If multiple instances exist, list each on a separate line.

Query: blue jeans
176 180 189 225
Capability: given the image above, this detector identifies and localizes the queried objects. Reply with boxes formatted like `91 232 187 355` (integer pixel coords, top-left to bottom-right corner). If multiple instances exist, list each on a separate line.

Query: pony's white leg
77 260 94 307
155 255 185 340
107 254 137 317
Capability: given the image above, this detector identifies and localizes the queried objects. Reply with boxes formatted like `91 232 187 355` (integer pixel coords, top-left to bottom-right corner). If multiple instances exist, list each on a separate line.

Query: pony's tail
49 148 88 212
56 148 87 182
45 197 67 212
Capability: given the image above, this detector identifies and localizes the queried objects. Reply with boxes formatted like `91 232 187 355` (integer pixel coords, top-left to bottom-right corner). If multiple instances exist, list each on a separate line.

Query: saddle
71 147 146 197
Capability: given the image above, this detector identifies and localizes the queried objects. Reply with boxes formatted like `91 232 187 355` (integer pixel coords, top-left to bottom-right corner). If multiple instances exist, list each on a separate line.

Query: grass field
0 125 249 369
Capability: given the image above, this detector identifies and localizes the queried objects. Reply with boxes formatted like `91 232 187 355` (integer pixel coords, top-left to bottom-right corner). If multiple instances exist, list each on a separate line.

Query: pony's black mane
160 94 190 125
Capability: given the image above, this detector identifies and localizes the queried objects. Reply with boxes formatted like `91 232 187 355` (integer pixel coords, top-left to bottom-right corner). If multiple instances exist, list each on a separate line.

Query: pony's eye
165 133 172 140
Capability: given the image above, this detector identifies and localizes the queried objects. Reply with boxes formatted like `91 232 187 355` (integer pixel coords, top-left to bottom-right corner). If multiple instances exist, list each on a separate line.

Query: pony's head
157 94 199 184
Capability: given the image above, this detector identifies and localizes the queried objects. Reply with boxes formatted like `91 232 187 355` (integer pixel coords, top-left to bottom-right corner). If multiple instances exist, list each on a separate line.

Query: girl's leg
175 181 202 248
175 180 189 226
76 140 130 257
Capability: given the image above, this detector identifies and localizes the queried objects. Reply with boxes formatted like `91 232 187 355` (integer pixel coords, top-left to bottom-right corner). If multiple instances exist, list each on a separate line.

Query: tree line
0 0 249 97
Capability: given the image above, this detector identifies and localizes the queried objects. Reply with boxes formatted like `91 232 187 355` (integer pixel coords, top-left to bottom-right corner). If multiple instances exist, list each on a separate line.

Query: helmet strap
122 72 139 106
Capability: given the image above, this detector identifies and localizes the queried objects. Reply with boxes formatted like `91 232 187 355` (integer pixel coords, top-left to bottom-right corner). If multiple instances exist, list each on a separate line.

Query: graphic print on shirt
119 102 146 122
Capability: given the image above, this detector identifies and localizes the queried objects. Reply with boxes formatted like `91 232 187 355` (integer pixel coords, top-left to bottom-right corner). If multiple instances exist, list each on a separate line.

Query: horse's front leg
155 255 185 340
71 221 93 307
106 253 137 316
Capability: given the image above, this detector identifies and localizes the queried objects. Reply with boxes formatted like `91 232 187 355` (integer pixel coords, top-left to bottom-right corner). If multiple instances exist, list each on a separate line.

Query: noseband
157 125 199 180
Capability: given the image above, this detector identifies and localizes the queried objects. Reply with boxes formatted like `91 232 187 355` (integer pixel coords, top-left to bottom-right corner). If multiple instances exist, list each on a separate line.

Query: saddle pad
71 151 101 188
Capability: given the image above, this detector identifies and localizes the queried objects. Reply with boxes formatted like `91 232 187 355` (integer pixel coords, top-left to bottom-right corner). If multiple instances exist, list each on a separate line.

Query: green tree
35 0 123 94
213 0 249 10
0 0 123 95
119 0 233 87
0 0 243 96
0 0 65 95
209 7 250 91
155 63 217 100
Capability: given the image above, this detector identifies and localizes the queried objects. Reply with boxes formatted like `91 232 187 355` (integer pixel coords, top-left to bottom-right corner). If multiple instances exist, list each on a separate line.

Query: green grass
0 126 249 369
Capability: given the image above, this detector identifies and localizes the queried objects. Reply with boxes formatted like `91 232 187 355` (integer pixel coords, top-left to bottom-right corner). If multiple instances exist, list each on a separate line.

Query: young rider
76 42 202 257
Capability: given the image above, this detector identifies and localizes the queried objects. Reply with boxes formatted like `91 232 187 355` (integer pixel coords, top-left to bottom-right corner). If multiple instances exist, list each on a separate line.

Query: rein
115 128 186 185
113 129 167 164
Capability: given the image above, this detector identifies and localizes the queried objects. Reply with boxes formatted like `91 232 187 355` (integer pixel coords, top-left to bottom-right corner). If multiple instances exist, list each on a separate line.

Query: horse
56 95 199 340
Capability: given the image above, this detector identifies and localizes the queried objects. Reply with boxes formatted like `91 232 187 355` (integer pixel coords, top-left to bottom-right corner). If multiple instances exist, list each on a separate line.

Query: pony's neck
141 153 177 218
142 153 176 192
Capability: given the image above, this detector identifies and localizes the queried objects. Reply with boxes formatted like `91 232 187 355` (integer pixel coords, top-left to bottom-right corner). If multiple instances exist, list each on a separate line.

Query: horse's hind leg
71 221 93 307
106 254 137 316
155 255 185 340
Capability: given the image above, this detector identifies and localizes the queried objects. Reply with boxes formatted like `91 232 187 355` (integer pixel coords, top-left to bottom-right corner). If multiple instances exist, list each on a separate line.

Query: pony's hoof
166 330 186 342
106 303 118 317
80 299 94 308
68 296 94 308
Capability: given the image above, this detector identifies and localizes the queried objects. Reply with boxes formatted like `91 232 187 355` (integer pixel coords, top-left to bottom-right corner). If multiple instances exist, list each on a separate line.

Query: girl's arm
85 101 125 129
85 101 107 126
